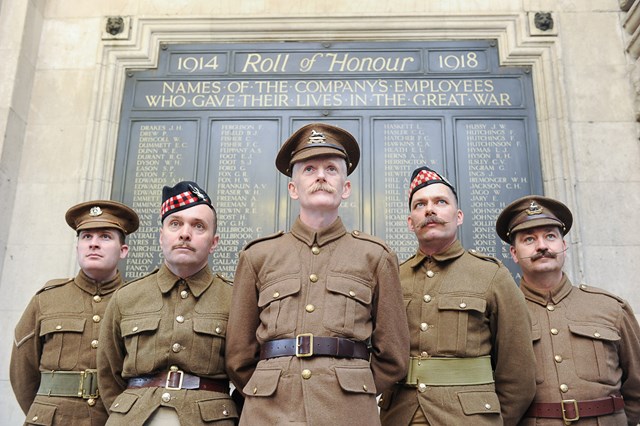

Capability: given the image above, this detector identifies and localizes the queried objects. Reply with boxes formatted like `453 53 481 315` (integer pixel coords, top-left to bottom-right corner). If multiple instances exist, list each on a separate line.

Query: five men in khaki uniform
496 196 640 425
97 181 238 425
10 200 139 425
379 166 537 425
226 123 410 425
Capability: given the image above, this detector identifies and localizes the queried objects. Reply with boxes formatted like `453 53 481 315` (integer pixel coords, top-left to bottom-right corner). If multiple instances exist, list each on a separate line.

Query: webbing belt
404 355 494 386
37 369 99 399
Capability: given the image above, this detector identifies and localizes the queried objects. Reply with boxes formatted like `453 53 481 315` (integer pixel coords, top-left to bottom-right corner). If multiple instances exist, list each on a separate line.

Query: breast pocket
569 323 621 384
436 296 487 354
39 317 85 370
323 275 373 338
530 326 545 384
258 278 300 339
190 317 227 375
120 316 161 375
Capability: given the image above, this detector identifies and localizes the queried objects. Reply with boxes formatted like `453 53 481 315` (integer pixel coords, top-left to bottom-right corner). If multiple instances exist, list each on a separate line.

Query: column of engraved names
214 123 261 277
126 122 188 279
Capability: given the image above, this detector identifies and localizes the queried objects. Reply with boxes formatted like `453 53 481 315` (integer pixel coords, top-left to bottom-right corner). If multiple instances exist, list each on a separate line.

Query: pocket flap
193 317 227 337
335 366 376 394
110 391 139 414
438 296 486 313
121 317 161 337
243 368 281 397
198 396 239 421
457 390 501 415
39 317 85 336
326 277 372 304
25 401 57 425
258 278 300 308
568 324 620 342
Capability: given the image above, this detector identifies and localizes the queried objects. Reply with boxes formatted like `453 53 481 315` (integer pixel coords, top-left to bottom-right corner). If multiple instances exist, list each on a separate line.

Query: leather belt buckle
561 399 579 424
296 333 314 357
165 366 185 390
80 369 99 399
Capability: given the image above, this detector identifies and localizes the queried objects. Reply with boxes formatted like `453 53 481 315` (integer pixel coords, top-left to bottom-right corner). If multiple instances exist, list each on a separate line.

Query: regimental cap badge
308 129 327 144
89 206 103 217
525 201 543 216
188 183 208 201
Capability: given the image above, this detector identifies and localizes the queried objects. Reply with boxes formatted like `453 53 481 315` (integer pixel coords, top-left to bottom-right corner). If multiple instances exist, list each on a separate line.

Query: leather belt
127 367 229 394
37 370 99 399
404 355 494 386
261 334 370 360
525 395 624 423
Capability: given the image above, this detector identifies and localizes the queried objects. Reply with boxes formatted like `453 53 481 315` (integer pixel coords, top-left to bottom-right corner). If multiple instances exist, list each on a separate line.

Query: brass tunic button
594 332 601 338
349 290 356 297
253 387 258 394
273 291 280 298
311 246 320 255
215 326 222 334
162 392 171 402
309 274 318 283
223 409 229 416
421 351 428 357
132 326 139 332
305 304 315 313
423 294 432 303
580 284 587 289
459 302 467 309
551 328 559 335
546 305 555 311
172 343 182 353
469 249 477 254
301 369 312 379
362 384 368 391
484 403 491 410
92 315 101 323
176 315 184 323
32 417 38 422
353 230 360 236
426 270 435 278
554 355 563 363
560 384 569 393
87 398 96 406
93 295 102 303
180 290 189 299
418 383 427 392
55 325 62 330
420 323 428 331
91 339 99 349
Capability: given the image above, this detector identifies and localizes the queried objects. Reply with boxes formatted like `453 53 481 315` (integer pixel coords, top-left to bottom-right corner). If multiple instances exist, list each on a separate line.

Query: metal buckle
561 399 579 424
80 370 99 399
165 367 184 390
296 333 314 357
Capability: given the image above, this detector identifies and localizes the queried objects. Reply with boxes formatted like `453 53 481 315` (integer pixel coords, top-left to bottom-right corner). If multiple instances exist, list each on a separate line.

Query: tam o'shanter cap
275 123 360 177
65 200 139 235
408 166 457 207
495 195 573 243
161 181 213 222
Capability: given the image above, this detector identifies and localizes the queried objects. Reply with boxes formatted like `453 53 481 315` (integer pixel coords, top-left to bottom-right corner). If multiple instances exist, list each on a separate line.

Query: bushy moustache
416 215 447 228
308 182 337 194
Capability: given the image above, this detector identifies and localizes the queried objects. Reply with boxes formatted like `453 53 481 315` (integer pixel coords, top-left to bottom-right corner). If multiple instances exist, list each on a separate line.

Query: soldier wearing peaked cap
97 181 238 426
10 200 139 426
379 166 536 426
226 123 410 426
496 196 640 425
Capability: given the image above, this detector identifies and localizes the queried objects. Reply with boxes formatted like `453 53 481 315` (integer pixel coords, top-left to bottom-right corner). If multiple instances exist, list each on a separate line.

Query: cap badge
308 130 326 144
525 201 543 216
188 184 207 201
89 206 103 217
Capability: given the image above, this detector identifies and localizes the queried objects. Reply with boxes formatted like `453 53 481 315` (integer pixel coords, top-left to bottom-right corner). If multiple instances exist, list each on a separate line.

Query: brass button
55 325 62 330
469 249 477 253
349 290 356 297
91 339 99 349
172 343 182 353
418 383 427 392
309 274 318 283
92 315 101 323
301 369 312 379
423 294 432 303
560 384 569 393
32 417 38 422
93 295 102 303
594 332 601 338
170 365 179 372
362 384 368 391
426 270 435 278
311 246 320 255
580 284 587 289
420 322 428 331
253 387 257 394
551 328 558 335
176 315 185 323
223 409 229 416
421 351 428 357
162 392 171 402
554 355 563 363
484 403 491 410
459 302 467 309
180 290 189 299
215 326 222 334
87 398 96 406
547 305 555 311
132 326 139 332
305 304 315 313
353 230 360 236
273 292 280 298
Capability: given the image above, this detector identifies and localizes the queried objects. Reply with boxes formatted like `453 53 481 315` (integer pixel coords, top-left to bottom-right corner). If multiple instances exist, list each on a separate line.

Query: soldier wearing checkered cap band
97 181 239 425
379 166 536 426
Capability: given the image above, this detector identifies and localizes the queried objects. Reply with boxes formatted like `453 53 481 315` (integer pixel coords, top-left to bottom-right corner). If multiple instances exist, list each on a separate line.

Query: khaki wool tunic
225 217 410 426
517 274 640 426
379 240 537 426
97 264 238 425
10 270 123 426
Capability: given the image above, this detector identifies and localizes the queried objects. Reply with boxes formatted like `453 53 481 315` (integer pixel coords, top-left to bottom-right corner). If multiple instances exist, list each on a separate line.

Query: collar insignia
525 201 543 216
308 130 326 144
89 206 103 217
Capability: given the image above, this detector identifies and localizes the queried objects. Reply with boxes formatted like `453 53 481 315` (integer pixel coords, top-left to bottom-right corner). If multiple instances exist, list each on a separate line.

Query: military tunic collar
291 216 347 247
406 239 465 269
75 269 122 295
157 263 213 297
520 272 572 306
